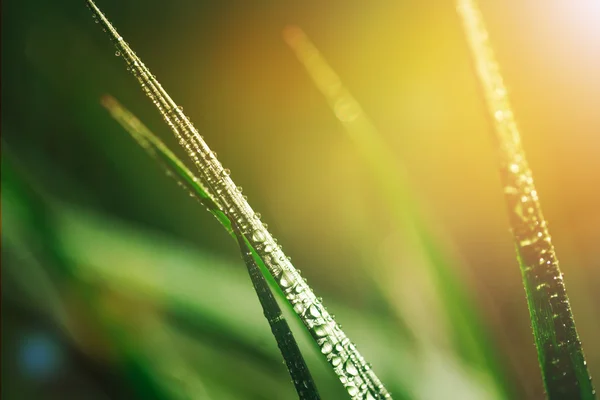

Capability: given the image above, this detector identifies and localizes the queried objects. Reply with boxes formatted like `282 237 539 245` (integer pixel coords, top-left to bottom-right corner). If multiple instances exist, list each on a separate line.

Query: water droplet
252 230 266 243
280 271 295 288
509 163 519 173
321 341 333 354
331 356 342 367
254 213 261 220
314 324 328 337
344 359 358 376
346 386 359 397
115 51 121 57
294 303 305 314
222 169 230 176
494 110 504 121
308 305 320 318
236 186 243 193
536 283 548 291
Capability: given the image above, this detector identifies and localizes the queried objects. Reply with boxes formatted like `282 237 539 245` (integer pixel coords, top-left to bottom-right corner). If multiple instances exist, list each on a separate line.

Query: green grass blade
87 2 391 397
1 154 209 400
457 1 596 398
102 94 321 399
232 222 321 400
283 25 509 398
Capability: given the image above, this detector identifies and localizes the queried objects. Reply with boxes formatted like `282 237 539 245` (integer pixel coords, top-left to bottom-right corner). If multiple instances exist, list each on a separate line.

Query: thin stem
103 94 320 399
232 222 321 400
87 2 390 398
457 1 595 399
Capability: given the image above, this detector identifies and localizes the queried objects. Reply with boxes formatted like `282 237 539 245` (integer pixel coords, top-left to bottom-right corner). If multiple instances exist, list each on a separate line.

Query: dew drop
115 51 121 57
252 230 266 243
346 386 359 397
280 271 295 288
236 186 243 193
344 359 359 376
509 163 519 173
293 303 305 314
314 324 328 337
321 341 333 354
254 212 261 220
536 283 548 291
308 305 321 318
331 356 342 367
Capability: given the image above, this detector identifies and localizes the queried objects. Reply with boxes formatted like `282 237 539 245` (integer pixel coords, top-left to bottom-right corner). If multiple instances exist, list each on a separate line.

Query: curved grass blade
232 222 321 400
283 26 510 398
87 2 391 398
457 1 596 399
102 95 321 400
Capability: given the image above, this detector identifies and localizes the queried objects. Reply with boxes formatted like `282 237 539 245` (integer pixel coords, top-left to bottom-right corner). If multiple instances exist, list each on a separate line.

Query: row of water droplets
86 1 390 398
105 92 318 399
457 0 594 396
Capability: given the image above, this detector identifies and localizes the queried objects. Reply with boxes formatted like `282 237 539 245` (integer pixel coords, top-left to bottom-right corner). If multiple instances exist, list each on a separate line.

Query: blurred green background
2 1 599 399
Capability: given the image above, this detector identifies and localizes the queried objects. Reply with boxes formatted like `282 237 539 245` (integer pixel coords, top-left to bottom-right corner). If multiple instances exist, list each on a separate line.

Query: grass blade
457 1 596 398
87 2 391 398
102 94 321 399
283 25 509 398
1 154 209 400
231 222 321 400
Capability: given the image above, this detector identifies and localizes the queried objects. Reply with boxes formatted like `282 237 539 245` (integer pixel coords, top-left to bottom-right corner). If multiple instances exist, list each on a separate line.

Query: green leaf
457 1 596 399
232 221 321 400
87 1 391 397
283 25 510 399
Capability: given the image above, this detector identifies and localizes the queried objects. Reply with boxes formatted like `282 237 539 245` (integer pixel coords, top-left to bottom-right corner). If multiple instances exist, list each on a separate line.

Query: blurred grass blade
232 222 321 400
283 25 509 397
457 1 596 398
103 94 321 399
87 2 391 397
1 154 208 400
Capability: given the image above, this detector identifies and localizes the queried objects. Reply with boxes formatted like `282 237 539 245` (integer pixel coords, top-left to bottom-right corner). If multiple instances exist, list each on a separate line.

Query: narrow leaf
103 94 321 399
283 25 509 397
87 2 391 398
457 1 595 399
231 221 321 400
